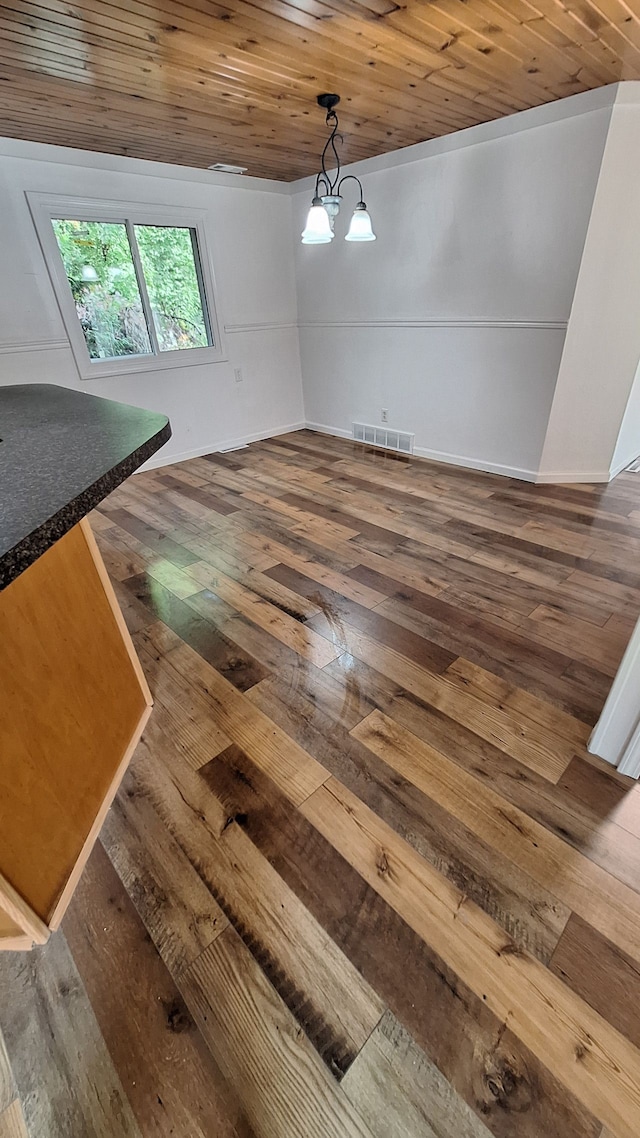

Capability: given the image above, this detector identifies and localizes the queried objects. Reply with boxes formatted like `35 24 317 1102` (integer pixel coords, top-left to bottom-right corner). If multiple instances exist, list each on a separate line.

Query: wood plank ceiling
1 0 640 180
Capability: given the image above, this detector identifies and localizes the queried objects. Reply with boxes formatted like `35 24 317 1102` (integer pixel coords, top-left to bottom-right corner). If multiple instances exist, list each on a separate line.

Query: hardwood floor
2 429 640 1137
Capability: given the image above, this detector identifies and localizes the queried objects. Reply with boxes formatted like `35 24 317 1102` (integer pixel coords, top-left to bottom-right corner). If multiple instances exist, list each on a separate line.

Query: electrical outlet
234 368 243 384
381 408 389 423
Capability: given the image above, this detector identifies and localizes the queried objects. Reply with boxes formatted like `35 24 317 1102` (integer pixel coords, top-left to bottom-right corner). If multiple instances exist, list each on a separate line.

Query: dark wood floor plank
104 506 201 567
312 615 573 780
322 654 640 891
101 769 229 978
279 491 404 552
266 561 457 674
135 635 232 770
351 710 640 964
445 656 591 746
202 746 601 1138
342 1010 494 1138
550 913 640 1053
373 590 603 714
247 676 570 963
346 560 446 600
137 619 329 806
375 586 575 677
488 488 638 537
445 517 640 590
557 756 640 841
180 927 375 1138
188 561 322 622
63 842 253 1138
171 763 384 1076
124 572 269 691
301 777 640 1137
242 535 390 607
0 934 141 1137
158 473 240 515
236 509 362 573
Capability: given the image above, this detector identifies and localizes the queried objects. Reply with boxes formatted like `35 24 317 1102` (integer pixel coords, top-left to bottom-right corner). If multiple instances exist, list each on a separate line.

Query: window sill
77 347 229 381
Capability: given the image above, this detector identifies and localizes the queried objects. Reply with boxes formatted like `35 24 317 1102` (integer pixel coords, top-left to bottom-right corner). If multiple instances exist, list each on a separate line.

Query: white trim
298 320 567 331
609 455 637 480
303 422 353 441
139 420 307 470
618 720 640 779
0 338 68 354
304 422 538 481
534 469 616 483
27 192 227 381
225 321 299 334
589 616 640 775
414 445 537 482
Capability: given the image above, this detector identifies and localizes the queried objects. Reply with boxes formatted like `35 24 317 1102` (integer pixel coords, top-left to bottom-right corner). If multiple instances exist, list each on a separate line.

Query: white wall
539 86 640 482
0 140 304 465
293 91 614 479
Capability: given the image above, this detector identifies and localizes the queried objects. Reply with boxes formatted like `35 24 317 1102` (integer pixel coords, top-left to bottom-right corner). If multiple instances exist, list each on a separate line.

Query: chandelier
301 94 376 245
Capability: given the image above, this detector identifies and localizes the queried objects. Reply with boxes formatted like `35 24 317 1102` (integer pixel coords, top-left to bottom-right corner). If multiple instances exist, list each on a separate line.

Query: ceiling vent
208 163 248 174
353 422 414 455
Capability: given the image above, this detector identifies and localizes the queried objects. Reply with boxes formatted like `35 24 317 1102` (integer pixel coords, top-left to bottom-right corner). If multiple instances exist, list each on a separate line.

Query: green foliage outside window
135 225 209 351
52 218 211 361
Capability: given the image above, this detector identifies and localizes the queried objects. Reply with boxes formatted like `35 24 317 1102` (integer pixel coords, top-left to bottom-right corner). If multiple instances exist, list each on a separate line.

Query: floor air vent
353 422 414 455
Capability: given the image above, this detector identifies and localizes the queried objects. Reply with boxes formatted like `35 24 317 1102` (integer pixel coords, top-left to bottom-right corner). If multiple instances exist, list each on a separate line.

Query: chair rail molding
297 319 567 330
224 321 298 334
0 339 69 354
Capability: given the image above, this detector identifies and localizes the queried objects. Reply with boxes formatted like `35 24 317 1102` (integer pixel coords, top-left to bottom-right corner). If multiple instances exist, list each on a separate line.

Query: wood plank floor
3 429 640 1137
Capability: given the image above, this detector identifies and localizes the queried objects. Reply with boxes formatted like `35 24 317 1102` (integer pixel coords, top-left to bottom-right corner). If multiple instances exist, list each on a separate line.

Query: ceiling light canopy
302 94 376 247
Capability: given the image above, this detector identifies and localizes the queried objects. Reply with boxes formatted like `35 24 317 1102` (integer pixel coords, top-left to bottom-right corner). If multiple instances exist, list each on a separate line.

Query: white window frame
27 192 226 379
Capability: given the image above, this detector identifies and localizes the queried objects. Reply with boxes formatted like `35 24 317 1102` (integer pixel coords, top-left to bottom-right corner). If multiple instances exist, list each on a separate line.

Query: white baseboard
139 420 307 470
534 469 614 484
305 421 353 441
413 444 537 482
305 422 538 481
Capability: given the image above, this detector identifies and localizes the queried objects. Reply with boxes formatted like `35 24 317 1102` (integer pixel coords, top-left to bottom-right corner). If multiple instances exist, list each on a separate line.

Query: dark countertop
0 384 171 590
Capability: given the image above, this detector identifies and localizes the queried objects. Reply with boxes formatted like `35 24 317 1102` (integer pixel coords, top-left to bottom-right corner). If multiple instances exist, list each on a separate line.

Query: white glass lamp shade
81 264 99 281
345 202 376 242
301 197 334 244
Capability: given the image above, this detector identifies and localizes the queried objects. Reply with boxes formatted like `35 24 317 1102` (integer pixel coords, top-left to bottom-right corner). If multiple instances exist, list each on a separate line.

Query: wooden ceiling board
0 0 639 180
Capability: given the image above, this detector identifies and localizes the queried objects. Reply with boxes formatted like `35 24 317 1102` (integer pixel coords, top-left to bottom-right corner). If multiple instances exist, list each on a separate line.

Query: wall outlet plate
234 368 243 384
381 408 389 423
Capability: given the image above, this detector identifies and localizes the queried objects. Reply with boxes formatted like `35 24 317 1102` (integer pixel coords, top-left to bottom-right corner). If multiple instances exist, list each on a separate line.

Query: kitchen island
0 384 170 950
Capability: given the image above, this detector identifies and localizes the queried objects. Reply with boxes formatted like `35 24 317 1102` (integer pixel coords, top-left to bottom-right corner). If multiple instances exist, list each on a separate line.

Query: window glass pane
52 219 152 360
134 225 211 351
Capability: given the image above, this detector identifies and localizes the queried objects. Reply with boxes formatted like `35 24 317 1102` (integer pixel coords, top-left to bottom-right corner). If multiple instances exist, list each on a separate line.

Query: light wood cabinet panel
0 518 151 947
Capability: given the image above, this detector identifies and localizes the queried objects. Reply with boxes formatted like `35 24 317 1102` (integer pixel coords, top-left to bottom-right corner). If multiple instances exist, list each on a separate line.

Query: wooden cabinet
0 518 152 950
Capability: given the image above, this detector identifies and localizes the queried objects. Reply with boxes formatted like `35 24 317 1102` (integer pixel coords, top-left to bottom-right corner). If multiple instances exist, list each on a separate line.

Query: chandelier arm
320 109 342 193
336 174 365 201
315 172 332 196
